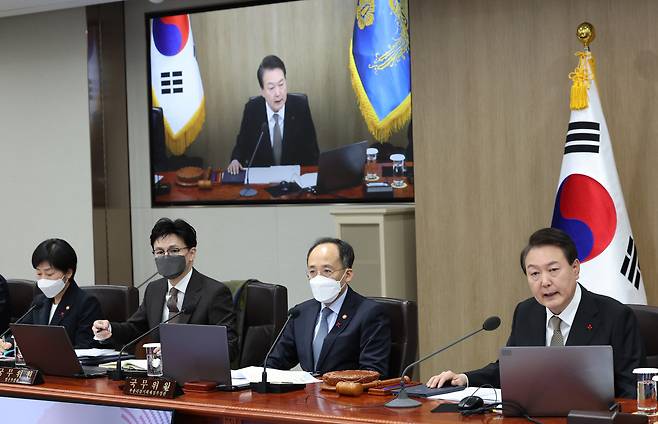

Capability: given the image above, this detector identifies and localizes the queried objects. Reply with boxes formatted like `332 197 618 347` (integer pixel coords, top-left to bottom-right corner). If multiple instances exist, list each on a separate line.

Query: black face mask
155 255 187 279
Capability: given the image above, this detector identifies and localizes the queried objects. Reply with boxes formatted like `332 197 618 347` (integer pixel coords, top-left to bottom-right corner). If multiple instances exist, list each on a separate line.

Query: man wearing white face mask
266 238 391 376
9 239 102 349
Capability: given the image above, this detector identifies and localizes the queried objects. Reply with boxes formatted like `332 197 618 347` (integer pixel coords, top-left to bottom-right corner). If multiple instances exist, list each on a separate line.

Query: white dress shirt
545 283 582 346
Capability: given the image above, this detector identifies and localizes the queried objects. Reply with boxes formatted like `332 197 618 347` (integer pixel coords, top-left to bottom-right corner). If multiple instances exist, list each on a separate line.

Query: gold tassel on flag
569 22 596 110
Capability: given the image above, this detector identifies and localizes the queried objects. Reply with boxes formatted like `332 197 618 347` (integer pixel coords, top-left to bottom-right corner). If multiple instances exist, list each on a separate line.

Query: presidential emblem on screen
356 0 375 30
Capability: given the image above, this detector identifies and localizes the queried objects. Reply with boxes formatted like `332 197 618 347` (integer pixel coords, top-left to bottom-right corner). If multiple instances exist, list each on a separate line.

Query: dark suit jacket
266 286 391 377
109 269 239 361
0 274 10 335
23 280 101 349
230 94 319 167
466 285 644 398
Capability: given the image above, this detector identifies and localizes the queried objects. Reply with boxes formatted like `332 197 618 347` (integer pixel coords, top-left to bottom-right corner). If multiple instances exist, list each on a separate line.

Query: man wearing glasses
266 238 391 376
92 218 238 360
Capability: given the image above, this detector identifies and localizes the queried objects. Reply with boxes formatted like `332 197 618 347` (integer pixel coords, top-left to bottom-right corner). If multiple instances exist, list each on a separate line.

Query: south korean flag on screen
551 52 646 304
150 14 205 156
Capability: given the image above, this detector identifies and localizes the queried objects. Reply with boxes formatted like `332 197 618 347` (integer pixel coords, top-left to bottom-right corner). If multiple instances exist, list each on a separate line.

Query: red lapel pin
586 323 593 330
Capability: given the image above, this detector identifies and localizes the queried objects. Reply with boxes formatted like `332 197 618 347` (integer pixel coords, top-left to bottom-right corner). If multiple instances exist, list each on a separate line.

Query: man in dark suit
426 228 644 398
92 218 238 361
266 238 391 376
226 55 319 174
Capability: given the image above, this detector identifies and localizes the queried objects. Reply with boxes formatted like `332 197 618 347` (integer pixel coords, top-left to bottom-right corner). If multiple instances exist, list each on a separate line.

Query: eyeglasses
306 267 346 279
152 247 190 257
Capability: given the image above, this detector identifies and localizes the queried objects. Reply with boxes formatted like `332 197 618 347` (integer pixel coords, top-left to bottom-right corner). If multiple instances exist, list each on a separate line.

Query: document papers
99 359 147 371
245 165 301 184
294 172 317 189
429 386 502 405
232 366 321 385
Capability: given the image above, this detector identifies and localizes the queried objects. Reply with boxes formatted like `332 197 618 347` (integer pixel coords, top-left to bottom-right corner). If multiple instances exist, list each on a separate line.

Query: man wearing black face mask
92 218 238 360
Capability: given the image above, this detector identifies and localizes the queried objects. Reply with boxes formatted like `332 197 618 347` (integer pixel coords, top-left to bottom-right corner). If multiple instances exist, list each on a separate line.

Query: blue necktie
313 308 332 371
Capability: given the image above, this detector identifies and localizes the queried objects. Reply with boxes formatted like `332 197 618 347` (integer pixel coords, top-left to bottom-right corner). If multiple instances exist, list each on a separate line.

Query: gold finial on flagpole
576 22 595 49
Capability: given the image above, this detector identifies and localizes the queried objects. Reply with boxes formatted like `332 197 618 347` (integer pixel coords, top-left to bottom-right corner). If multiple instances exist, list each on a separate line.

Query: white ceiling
0 0 123 18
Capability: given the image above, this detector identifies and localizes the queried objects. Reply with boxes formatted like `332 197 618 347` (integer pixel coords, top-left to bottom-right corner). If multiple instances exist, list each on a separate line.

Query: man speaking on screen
226 55 319 174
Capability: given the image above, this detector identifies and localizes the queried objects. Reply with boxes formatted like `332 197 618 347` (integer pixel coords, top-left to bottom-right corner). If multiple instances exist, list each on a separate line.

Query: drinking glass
634 368 658 413
365 148 379 181
390 154 406 188
144 343 163 377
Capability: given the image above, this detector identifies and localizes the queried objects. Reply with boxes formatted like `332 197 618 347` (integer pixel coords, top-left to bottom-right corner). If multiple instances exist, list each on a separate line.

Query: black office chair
627 304 658 367
369 297 418 379
81 285 139 322
232 280 288 368
6 279 39 322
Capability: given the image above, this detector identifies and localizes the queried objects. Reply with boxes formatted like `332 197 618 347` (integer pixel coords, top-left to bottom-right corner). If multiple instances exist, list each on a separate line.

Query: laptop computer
160 323 231 386
315 140 368 194
10 324 107 378
499 346 615 416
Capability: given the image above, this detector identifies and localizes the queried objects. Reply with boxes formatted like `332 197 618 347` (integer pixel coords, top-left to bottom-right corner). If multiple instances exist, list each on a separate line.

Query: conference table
153 163 415 205
0 375 643 424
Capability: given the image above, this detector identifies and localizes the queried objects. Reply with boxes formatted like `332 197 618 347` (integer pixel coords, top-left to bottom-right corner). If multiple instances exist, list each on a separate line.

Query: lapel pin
65 306 70 310
342 314 347 320
586 323 593 330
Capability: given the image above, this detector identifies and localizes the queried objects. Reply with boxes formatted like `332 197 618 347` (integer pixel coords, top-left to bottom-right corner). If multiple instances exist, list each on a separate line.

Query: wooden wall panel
412 0 658 381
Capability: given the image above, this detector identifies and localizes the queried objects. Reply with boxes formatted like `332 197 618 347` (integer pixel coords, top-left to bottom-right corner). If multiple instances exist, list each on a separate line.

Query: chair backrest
627 304 658 367
6 279 39 322
236 280 288 368
368 297 418 379
81 285 139 322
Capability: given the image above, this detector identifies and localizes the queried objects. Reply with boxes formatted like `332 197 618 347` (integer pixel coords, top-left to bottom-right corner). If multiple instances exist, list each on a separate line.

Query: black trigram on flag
160 71 183 95
620 236 641 289
564 121 600 154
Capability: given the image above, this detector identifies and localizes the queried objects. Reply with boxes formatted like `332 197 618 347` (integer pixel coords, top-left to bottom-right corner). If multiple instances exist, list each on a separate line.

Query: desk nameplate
0 367 42 385
123 376 180 399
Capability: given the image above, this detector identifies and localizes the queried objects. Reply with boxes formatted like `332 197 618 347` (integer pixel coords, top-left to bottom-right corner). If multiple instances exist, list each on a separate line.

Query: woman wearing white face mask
4 239 102 350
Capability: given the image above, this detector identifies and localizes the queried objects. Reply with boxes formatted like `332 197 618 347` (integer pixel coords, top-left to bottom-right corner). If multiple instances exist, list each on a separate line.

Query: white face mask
309 271 347 304
37 278 66 298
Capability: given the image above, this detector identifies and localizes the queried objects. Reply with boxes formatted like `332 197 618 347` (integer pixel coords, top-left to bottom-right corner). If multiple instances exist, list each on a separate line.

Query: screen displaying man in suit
226 55 319 174
266 238 391 377
426 228 643 398
92 218 238 360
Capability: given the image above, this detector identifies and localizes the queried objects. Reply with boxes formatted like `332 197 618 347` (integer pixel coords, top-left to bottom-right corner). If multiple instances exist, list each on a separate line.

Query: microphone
110 304 197 381
0 299 46 341
251 307 305 394
385 316 501 408
240 122 268 197
133 271 159 290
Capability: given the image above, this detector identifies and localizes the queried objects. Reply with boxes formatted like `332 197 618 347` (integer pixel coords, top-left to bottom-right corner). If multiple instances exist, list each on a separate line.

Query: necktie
166 286 180 322
313 308 333 371
549 315 564 346
272 113 282 165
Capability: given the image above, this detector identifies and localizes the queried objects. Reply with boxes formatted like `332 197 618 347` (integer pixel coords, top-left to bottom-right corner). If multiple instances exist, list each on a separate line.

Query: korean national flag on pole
150 15 205 156
551 49 647 304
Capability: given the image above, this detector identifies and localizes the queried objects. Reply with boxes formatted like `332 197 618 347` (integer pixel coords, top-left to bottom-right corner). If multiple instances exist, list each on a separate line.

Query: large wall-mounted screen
147 0 414 206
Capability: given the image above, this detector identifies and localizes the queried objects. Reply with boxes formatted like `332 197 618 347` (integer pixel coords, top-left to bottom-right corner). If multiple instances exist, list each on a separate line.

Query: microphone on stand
251 307 305 394
133 271 159 290
385 316 501 408
240 122 269 197
1 299 47 341
110 304 197 381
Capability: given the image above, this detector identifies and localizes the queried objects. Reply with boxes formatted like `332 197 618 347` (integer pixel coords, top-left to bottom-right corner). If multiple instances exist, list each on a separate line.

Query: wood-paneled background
186 0 409 167
411 0 658 380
